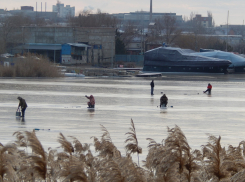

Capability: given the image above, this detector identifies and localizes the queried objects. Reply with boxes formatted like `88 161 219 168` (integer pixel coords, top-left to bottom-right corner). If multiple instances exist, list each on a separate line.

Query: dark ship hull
143 65 230 73
143 47 232 73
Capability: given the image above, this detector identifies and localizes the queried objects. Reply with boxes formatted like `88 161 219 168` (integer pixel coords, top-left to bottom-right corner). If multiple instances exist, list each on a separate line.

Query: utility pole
111 42 113 68
242 20 244 54
226 10 229 52
141 29 143 55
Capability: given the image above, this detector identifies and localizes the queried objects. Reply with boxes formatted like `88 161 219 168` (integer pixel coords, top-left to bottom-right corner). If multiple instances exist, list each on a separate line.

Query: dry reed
125 119 142 166
0 54 63 77
3 120 245 181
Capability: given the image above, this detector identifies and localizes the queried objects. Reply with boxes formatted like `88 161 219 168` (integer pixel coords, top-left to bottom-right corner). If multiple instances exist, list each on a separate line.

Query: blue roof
15 43 90 51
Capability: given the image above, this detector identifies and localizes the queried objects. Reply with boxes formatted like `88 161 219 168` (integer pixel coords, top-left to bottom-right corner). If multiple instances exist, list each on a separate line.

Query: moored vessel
143 47 231 73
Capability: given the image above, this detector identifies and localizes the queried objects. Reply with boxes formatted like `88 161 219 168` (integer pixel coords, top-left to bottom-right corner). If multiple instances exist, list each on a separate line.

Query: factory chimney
150 0 152 22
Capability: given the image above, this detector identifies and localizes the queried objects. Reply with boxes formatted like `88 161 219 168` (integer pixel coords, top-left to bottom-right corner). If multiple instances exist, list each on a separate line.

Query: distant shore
64 64 142 77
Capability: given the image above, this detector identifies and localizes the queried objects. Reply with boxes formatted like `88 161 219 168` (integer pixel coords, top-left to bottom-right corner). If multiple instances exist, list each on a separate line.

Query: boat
191 50 245 73
143 47 232 73
136 72 162 77
64 73 85 77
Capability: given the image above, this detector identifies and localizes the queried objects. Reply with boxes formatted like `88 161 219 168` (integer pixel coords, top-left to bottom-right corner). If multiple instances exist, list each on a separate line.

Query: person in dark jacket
203 83 212 94
85 95 95 108
160 94 168 107
17 97 28 117
150 80 154 95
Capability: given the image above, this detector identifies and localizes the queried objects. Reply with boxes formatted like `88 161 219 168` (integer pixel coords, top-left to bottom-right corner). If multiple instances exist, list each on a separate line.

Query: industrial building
4 27 115 65
52 3 75 18
112 11 182 28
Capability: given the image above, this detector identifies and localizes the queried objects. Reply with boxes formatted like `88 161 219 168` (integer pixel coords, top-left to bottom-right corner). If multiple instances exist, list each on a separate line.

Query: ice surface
1 73 245 164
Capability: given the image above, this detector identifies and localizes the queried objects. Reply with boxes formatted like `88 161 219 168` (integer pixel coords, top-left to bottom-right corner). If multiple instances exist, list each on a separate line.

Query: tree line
0 9 238 55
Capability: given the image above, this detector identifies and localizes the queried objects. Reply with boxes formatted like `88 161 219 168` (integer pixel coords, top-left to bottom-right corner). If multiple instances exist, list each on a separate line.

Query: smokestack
150 0 152 22
45 2 46 12
41 2 42 12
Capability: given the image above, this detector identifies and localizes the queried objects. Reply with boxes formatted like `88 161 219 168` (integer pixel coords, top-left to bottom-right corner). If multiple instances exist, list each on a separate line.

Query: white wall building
52 4 75 18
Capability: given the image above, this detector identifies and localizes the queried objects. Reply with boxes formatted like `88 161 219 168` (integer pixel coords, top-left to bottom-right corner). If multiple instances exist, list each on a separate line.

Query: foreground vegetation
0 55 63 77
1 119 245 181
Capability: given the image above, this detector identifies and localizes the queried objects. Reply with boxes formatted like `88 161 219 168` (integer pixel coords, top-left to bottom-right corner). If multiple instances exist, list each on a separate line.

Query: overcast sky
2 0 245 26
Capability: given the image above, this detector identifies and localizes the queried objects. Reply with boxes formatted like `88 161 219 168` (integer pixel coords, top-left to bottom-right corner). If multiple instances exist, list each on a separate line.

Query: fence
114 55 144 62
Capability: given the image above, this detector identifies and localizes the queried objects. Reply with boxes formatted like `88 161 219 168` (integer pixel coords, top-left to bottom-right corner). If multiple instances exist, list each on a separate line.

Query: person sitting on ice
203 83 212 94
160 94 168 107
85 95 95 108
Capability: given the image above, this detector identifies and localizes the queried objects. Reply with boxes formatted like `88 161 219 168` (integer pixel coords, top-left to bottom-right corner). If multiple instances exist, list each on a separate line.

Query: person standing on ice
85 95 95 108
150 80 154 95
203 83 212 94
17 96 28 117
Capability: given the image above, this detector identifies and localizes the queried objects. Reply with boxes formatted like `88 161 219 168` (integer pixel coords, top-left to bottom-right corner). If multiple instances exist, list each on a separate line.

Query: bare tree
0 14 31 53
188 12 206 51
149 15 182 45
67 9 118 28
120 21 138 48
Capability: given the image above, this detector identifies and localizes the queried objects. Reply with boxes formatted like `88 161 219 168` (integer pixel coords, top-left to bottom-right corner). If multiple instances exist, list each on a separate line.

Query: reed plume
56 135 89 181
184 149 202 182
144 138 164 175
13 131 27 148
230 169 245 181
125 119 142 166
202 135 233 181
25 130 47 180
165 125 191 181
225 144 244 175
0 143 19 181
57 133 74 156
97 158 124 182
4 123 245 181
12 131 31 180
114 154 147 182
69 136 90 154
144 138 178 182
85 150 98 182
59 155 88 182
219 142 245 181
46 148 60 181
92 125 117 158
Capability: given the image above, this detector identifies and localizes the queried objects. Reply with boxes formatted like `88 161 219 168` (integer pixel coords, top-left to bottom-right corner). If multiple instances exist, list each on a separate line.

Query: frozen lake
1 73 245 163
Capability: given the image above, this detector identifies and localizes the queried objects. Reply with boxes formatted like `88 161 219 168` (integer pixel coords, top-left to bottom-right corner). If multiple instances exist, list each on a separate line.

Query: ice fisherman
203 83 212 94
160 94 168 107
85 95 95 108
17 96 28 117
150 80 154 95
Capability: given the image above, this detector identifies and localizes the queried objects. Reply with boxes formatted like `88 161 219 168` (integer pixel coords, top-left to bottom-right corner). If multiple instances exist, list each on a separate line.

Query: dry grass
3 120 245 181
0 54 63 77
125 119 142 166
